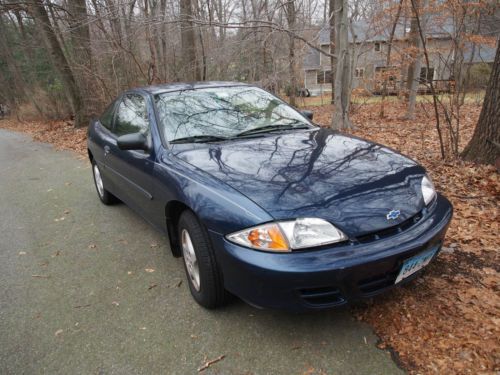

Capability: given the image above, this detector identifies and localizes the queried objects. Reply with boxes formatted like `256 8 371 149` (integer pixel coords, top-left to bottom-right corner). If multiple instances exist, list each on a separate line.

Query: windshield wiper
235 123 310 137
169 135 230 144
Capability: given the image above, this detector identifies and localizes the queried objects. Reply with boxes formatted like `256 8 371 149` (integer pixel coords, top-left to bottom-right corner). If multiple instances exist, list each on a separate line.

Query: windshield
154 86 312 143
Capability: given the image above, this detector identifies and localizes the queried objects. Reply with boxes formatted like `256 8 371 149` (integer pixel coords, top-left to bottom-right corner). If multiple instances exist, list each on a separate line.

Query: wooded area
0 0 498 162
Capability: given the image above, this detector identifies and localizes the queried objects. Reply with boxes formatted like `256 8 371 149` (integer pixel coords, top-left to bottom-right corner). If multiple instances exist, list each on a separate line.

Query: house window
355 68 365 78
317 71 333 84
419 67 435 83
317 71 325 84
376 66 397 77
374 42 381 52
305 70 317 86
325 70 333 83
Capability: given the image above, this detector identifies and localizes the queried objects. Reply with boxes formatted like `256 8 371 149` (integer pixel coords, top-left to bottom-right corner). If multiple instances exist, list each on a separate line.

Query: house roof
316 17 455 46
304 16 497 70
303 49 320 70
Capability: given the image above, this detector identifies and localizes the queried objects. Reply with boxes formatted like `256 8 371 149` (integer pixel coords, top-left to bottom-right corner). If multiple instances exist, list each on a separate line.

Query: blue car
87 82 453 311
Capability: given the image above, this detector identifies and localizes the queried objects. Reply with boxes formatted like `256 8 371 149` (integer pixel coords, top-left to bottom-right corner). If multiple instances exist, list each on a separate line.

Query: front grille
355 210 424 244
298 286 345 307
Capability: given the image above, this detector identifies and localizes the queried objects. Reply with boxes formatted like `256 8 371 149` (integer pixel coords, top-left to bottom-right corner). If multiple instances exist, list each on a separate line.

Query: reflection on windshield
154 86 311 142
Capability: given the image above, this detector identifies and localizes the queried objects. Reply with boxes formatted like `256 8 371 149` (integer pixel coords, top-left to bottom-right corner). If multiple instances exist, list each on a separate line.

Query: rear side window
100 100 117 130
114 94 149 136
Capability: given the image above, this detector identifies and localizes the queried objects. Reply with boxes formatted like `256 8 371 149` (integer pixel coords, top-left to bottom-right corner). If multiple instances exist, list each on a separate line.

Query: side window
114 94 149 136
100 100 117 130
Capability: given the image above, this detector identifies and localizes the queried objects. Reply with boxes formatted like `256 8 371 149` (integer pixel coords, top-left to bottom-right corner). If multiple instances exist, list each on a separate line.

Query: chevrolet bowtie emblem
386 209 401 220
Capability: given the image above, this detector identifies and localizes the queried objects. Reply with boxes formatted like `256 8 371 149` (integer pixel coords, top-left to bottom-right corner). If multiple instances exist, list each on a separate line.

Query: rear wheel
91 160 118 205
178 210 226 309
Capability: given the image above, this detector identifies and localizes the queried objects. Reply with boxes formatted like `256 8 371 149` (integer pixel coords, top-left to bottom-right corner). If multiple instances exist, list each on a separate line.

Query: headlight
226 222 290 252
226 218 347 252
421 175 436 205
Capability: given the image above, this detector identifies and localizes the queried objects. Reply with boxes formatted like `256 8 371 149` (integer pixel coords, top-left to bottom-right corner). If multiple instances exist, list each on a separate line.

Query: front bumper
210 194 453 311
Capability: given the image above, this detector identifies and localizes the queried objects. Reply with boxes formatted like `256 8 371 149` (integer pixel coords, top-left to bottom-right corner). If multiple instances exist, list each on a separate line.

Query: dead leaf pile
0 118 87 156
312 101 499 374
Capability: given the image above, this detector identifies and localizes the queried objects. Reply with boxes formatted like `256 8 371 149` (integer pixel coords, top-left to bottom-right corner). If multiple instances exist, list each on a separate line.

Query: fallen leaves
310 101 500 374
0 119 88 156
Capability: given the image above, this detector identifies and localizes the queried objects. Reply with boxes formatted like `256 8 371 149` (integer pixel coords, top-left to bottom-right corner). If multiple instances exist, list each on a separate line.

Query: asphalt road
0 129 404 375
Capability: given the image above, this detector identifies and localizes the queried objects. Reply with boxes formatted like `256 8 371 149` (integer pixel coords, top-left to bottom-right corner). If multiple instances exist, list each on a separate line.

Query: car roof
134 81 252 95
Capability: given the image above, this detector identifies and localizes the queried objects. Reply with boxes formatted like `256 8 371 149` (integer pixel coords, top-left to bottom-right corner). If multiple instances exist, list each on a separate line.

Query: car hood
171 128 426 237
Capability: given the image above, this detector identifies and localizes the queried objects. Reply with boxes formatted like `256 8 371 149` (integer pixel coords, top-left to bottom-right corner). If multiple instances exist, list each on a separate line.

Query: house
302 18 497 96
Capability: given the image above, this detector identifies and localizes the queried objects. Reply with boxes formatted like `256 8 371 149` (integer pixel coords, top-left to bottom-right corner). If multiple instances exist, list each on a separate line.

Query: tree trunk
380 0 403 117
329 0 335 104
406 0 427 120
0 16 27 112
286 0 297 107
30 0 86 127
180 0 200 81
160 0 168 81
331 0 351 130
461 42 499 165
67 0 93 114
144 0 159 84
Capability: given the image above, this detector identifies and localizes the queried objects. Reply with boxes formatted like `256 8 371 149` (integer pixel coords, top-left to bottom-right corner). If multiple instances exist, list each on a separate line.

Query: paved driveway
0 129 404 374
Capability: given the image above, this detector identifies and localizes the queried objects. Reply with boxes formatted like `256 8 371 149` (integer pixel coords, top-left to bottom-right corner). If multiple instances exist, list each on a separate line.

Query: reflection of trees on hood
202 128 421 211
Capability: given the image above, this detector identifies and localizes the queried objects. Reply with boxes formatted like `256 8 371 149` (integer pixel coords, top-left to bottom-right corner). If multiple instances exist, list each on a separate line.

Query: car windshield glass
154 86 312 143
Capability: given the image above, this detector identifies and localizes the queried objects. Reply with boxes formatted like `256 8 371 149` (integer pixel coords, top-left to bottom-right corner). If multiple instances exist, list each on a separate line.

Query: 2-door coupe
87 82 453 311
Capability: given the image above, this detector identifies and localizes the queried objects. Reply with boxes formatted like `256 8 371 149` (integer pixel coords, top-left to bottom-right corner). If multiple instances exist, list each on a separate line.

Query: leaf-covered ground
0 118 88 157
311 102 499 374
1 101 499 374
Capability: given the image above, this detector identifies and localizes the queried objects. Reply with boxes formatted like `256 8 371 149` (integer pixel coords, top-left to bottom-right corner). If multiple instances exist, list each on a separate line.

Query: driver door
105 93 156 217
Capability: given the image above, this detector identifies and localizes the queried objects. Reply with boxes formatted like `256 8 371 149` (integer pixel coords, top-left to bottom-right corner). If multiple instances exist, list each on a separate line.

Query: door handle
104 145 110 156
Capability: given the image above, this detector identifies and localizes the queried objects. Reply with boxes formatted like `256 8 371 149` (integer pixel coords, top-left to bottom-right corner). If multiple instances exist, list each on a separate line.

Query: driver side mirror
117 132 149 151
301 110 313 120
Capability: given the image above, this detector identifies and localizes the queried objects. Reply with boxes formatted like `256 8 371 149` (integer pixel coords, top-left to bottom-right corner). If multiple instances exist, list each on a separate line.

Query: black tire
91 160 118 205
178 210 226 309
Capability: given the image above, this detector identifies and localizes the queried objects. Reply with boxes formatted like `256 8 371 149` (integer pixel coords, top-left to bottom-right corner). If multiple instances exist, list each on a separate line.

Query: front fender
154 149 274 235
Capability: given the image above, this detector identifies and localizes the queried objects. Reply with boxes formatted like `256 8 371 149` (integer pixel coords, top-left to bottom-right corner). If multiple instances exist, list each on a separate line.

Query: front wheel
178 210 227 309
91 160 118 205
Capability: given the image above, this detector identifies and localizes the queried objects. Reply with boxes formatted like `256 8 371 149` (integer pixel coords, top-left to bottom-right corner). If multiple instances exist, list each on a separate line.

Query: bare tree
331 0 351 129
285 0 297 106
462 42 499 165
67 0 93 113
29 0 86 126
406 0 428 120
180 0 200 81
379 0 403 118
329 0 335 104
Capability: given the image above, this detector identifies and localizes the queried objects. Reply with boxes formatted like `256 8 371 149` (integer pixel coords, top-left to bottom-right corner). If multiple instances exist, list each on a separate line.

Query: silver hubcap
181 229 200 291
93 164 104 198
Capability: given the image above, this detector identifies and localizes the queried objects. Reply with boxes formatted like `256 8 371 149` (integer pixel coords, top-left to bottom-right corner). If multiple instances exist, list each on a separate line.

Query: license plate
395 246 439 284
